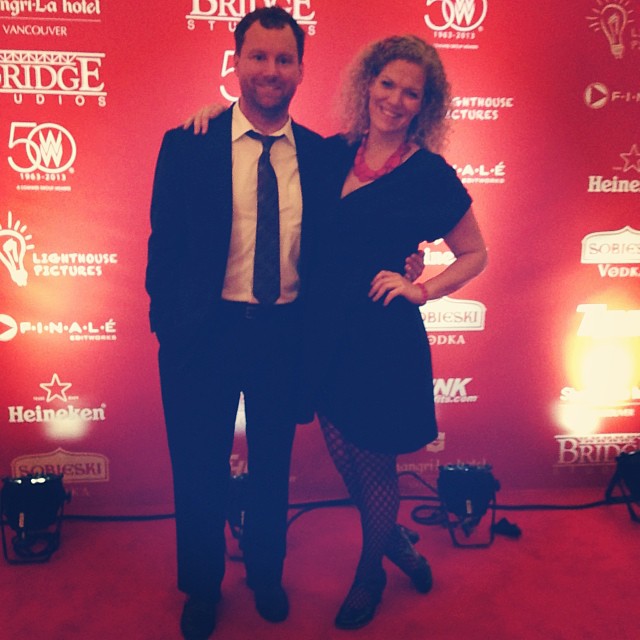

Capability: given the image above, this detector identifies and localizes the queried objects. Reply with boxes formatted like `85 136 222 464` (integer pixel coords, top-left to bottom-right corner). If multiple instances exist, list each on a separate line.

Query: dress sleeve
417 153 472 242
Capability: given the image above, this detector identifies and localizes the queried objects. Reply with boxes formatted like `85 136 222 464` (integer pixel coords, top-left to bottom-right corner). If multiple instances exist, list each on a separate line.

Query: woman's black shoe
334 570 387 630
384 524 433 593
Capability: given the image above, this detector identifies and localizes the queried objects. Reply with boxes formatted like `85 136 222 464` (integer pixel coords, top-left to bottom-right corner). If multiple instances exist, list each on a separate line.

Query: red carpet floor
0 488 638 640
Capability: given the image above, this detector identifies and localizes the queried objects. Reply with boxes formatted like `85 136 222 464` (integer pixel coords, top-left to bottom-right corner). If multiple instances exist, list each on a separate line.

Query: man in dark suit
145 7 328 639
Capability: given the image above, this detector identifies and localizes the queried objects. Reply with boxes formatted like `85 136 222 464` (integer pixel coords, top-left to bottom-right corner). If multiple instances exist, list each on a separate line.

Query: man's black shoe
180 596 217 639
253 583 289 623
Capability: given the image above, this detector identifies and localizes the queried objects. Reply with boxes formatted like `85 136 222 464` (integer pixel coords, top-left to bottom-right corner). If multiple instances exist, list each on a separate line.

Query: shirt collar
232 102 295 145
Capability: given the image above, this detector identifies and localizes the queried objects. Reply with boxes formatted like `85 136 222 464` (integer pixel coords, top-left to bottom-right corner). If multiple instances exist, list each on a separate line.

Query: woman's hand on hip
369 271 427 307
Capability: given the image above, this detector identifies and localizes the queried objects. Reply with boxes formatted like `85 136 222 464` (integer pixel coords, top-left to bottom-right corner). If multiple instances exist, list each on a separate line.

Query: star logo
619 144 640 172
39 373 72 402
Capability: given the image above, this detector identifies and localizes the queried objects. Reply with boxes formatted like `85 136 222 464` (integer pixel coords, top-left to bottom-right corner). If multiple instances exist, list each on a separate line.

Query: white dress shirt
221 103 303 304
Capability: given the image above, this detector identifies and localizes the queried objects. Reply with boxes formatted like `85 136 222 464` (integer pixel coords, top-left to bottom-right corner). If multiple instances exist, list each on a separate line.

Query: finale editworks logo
584 81 640 110
0 50 106 106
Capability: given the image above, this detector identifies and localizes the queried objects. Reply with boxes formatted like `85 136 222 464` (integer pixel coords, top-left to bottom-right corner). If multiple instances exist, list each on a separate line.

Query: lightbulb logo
587 0 634 59
0 211 34 287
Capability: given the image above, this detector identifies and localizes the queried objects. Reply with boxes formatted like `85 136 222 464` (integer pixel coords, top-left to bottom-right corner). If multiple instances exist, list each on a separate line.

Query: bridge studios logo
0 50 106 106
586 0 638 59
8 122 77 192
555 433 640 470
424 0 488 50
186 0 318 34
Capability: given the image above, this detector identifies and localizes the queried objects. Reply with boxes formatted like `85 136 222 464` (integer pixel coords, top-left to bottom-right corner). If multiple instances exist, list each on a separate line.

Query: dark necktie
247 130 282 305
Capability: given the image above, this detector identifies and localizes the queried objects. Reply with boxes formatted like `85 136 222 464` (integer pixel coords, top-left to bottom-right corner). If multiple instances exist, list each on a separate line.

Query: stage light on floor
437 463 500 548
605 449 640 523
1 474 71 564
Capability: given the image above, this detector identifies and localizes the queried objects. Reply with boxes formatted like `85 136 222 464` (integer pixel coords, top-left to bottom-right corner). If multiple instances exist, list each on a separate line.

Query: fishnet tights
319 416 398 610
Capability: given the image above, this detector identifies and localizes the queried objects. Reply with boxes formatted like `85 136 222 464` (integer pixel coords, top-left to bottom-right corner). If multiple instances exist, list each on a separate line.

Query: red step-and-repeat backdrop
1 0 638 515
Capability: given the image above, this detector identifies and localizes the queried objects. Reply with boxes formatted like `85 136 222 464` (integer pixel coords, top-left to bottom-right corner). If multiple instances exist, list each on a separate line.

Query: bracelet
417 282 429 306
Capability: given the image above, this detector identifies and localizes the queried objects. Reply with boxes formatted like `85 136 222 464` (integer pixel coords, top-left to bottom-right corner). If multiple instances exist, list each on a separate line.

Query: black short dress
308 135 472 455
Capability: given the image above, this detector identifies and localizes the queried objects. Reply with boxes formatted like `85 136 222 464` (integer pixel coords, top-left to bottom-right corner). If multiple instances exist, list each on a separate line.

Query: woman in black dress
309 35 487 629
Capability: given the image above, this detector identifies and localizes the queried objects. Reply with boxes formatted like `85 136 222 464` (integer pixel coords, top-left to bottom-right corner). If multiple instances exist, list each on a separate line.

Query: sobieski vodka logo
9 121 77 192
581 226 640 277
0 211 33 286
424 0 488 50
11 448 110 484
421 296 486 345
187 0 318 34
0 50 107 106
586 0 636 59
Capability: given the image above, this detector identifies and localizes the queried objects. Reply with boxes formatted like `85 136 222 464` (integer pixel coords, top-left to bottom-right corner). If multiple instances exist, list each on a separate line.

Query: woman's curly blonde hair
339 35 451 151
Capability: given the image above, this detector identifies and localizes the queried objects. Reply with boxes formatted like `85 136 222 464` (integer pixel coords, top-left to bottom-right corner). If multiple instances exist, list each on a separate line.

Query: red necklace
352 137 410 182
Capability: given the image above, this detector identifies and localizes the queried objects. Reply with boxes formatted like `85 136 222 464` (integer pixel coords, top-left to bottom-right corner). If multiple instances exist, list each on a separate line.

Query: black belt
219 300 299 320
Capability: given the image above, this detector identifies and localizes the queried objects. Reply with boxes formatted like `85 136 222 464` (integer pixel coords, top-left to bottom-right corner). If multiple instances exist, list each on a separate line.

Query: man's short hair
234 6 305 62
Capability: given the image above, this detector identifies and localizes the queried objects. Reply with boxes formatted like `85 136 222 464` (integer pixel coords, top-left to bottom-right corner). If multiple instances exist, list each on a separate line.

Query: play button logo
0 314 18 341
584 82 609 109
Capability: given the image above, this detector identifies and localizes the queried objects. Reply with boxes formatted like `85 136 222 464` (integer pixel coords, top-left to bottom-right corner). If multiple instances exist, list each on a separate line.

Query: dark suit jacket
145 107 328 339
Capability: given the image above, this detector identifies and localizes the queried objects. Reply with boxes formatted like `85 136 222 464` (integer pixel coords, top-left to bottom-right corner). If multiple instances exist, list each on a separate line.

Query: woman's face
368 59 426 138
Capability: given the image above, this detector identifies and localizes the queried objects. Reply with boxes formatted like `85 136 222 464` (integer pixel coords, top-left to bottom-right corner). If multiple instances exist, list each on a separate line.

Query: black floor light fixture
605 449 640 523
1 474 71 564
437 463 500 548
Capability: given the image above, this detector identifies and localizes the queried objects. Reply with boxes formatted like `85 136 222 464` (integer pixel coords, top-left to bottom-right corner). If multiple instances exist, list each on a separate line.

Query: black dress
309 136 472 454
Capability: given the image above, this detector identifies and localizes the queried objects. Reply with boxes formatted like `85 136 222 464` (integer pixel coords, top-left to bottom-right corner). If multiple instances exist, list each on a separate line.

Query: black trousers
158 302 301 600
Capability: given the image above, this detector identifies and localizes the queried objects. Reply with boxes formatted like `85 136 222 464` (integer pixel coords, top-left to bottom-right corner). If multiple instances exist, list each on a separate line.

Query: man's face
234 22 304 125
